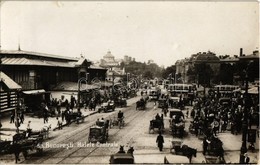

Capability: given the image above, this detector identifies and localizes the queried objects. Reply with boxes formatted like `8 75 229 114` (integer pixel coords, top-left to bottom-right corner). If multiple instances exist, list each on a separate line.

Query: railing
0 91 18 113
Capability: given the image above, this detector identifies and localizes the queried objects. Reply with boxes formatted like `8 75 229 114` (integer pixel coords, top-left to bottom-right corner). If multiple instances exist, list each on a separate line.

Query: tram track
20 96 149 164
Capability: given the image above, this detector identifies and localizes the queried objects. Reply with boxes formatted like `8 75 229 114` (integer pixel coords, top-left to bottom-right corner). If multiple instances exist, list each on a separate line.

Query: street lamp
0 58 2 139
239 61 253 163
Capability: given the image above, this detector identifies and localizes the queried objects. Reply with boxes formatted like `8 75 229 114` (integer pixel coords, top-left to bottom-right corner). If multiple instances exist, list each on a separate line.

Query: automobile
158 98 168 108
114 97 127 107
98 101 115 113
169 108 184 119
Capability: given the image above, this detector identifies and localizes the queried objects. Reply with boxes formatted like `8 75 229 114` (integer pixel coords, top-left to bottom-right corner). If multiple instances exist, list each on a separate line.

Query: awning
23 89 46 95
53 81 99 91
248 87 259 94
0 71 22 89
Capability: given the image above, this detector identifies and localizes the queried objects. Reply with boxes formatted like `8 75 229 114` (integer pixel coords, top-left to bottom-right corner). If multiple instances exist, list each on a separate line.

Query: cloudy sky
0 1 259 67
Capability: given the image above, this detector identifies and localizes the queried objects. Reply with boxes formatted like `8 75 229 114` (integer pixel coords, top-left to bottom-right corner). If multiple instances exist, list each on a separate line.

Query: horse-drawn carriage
109 146 135 164
149 119 163 133
169 109 185 138
203 136 225 163
98 101 115 113
158 98 168 108
67 111 84 124
169 96 180 108
0 140 13 155
136 99 146 110
170 139 197 163
114 97 127 107
88 121 109 143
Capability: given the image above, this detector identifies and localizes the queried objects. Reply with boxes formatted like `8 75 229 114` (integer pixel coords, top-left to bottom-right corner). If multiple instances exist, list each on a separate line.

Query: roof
1 57 76 68
248 86 259 94
0 71 22 89
239 53 259 60
194 52 220 63
52 81 99 91
22 89 46 94
89 65 107 70
0 50 76 61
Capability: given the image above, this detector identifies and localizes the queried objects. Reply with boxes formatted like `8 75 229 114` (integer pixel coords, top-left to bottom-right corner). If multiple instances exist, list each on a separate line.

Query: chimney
240 48 243 57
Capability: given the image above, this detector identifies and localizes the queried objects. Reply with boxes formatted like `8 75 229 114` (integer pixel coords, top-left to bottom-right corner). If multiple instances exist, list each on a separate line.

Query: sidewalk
0 95 140 141
0 107 98 141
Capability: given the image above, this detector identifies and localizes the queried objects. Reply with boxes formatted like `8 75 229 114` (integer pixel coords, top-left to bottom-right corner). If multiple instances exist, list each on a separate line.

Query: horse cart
110 146 134 164
98 101 115 113
114 97 127 107
67 111 84 124
88 122 109 143
0 140 13 155
169 109 185 138
158 98 168 109
149 119 163 133
110 153 134 164
170 139 197 163
136 99 146 110
203 136 225 164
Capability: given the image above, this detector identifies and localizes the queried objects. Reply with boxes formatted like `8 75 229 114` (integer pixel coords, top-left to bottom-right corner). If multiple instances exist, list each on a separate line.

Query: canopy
0 71 22 89
23 89 46 94
53 81 99 91
248 87 259 94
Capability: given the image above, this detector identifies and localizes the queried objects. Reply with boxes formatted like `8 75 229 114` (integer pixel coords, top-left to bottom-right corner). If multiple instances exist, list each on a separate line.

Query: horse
117 145 126 153
89 101 96 111
181 145 197 163
127 147 134 155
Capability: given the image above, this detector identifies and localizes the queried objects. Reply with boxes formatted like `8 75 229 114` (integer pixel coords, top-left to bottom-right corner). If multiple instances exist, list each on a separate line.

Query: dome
104 51 114 58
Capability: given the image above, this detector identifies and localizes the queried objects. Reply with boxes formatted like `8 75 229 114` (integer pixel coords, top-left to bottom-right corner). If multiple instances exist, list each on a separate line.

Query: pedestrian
57 99 61 115
243 153 250 164
202 137 210 155
156 132 164 151
10 111 15 123
211 119 219 136
56 117 62 130
43 112 48 124
19 111 24 124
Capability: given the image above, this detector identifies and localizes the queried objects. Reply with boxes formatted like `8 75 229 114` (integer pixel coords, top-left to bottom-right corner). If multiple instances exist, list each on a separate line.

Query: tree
143 71 153 79
161 65 176 79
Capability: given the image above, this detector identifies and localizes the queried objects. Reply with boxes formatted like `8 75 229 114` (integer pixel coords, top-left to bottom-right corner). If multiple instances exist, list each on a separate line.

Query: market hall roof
0 50 76 61
0 50 91 68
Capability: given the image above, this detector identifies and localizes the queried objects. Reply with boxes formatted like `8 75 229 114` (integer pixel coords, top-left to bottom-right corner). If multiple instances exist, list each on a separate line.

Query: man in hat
156 132 164 151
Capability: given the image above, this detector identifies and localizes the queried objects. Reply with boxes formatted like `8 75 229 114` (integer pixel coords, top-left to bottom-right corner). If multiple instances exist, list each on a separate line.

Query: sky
0 1 259 67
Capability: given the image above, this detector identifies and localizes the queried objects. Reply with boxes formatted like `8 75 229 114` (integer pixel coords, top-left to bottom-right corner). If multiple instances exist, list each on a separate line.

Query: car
98 101 115 113
169 108 184 119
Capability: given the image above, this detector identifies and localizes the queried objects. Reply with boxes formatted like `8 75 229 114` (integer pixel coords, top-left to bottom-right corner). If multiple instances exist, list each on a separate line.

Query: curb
52 110 99 131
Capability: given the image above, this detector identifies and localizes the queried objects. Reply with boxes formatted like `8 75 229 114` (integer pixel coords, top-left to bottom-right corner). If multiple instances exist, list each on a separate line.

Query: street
0 93 258 164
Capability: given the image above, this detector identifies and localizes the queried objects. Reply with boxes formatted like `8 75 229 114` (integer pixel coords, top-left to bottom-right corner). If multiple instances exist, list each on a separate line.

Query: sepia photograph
0 0 259 164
